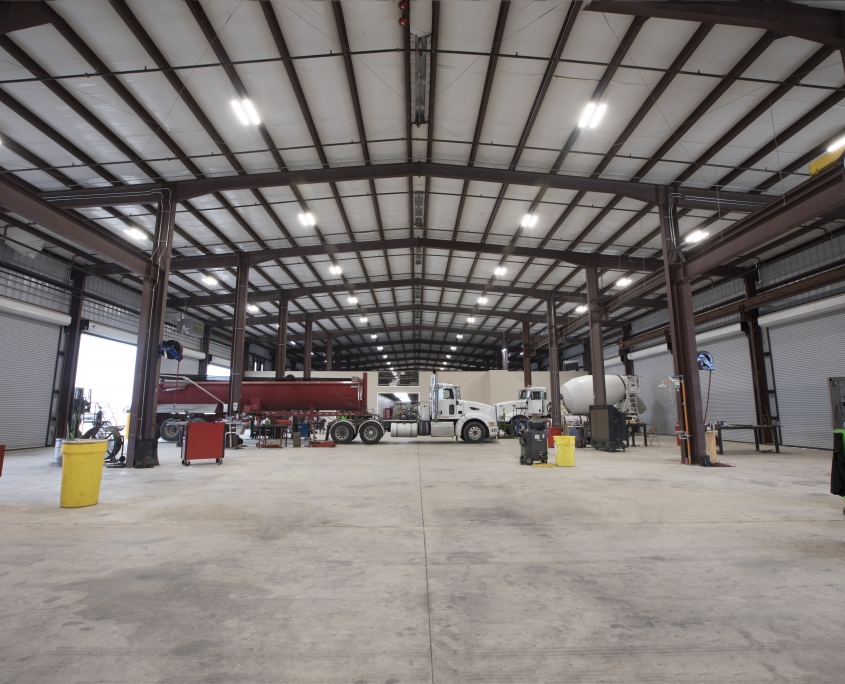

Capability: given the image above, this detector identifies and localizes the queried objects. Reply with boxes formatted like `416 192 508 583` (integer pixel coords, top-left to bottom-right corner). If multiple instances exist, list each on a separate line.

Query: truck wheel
463 421 487 444
358 421 384 445
159 418 180 442
330 421 355 444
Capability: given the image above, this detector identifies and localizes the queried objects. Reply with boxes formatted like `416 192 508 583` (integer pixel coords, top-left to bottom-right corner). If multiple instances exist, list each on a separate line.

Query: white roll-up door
632 351 677 435
697 333 757 443
0 312 61 449
767 309 845 449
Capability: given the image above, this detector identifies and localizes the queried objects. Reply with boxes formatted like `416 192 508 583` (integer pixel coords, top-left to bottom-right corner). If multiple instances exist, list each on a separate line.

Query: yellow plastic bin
60 439 108 508
554 435 575 467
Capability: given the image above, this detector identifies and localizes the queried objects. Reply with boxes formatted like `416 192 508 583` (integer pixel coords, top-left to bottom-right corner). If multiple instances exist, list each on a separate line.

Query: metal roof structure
1 0 844 371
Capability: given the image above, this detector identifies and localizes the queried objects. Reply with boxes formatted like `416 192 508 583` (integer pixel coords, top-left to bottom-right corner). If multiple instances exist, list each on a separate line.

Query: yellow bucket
554 435 575 467
60 439 107 508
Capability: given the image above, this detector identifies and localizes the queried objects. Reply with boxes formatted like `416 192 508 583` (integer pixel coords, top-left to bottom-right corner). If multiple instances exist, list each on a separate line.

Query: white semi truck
329 373 499 444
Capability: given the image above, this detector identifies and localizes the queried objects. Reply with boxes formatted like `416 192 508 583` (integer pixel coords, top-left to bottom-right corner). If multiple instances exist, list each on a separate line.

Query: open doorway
74 334 136 428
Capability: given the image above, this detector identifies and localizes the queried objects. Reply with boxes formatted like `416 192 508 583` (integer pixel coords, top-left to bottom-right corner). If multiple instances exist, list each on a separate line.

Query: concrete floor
1 436 844 684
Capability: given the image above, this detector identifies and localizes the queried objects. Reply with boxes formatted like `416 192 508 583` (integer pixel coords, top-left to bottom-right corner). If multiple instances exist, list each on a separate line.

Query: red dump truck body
158 376 368 415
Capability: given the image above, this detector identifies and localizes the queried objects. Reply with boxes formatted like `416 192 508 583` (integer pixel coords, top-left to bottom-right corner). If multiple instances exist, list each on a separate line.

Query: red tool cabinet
181 422 225 466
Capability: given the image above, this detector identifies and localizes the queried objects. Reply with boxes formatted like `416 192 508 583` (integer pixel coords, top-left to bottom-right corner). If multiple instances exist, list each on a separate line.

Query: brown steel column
197 324 210 377
325 335 333 371
56 268 86 439
585 267 607 406
228 252 249 416
302 313 313 379
521 321 532 386
659 195 707 465
274 295 288 378
546 297 562 429
742 274 773 440
127 198 176 467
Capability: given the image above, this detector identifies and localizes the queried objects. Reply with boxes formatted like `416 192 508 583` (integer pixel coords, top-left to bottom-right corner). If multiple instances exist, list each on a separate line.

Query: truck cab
428 380 499 442
495 386 552 425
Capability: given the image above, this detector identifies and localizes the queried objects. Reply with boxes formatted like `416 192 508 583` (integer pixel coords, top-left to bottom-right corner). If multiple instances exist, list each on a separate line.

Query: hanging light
329 264 342 275
477 297 488 305
124 228 148 241
383 354 388 359
616 277 632 288
456 334 463 339
575 304 588 314
450 346 456 351
520 214 538 228
684 229 710 244
370 334 378 339
446 354 451 359
494 266 507 276
347 295 358 304
578 102 606 129
298 212 316 226
359 316 368 323
231 98 260 125
377 346 383 351
201 275 218 286
247 304 259 313
467 317 476 323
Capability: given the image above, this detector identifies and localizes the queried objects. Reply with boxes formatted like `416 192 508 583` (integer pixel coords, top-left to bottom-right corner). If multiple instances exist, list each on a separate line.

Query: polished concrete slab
1 437 843 683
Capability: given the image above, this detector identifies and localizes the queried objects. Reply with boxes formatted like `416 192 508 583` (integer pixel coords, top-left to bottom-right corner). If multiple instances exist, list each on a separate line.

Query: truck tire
330 421 355 444
159 418 181 442
463 421 487 444
358 420 384 445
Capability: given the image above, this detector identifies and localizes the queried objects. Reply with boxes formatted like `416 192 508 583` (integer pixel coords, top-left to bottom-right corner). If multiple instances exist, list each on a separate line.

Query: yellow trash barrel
554 435 575 467
60 439 108 508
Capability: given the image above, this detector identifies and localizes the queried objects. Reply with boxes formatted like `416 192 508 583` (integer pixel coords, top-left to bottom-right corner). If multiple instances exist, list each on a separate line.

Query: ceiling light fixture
827 135 845 153
231 98 260 125
359 316 368 323
578 102 607 129
456 334 463 339
370 334 378 339
446 354 451 359
477 296 488 304
201 275 218 286
377 346 383 351
451 346 456 351
329 265 342 276
298 212 316 227
383 354 388 359
494 266 507 276
467 317 476 323
520 213 539 228
616 277 632 288
247 304 259 313
684 229 710 244
575 304 588 314
124 228 147 241
347 295 358 304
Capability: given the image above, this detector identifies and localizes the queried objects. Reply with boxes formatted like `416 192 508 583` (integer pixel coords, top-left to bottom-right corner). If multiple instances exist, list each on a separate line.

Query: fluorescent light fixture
124 228 147 241
616 277 632 288
231 99 249 125
827 135 845 153
370 334 378 339
684 229 710 244
456 334 463 339
290 341 296 346
467 317 476 323
579 102 606 129
387 362 391 366
446 354 451 359
247 304 259 313
377 346 383 351
477 296 488 304
520 214 538 228
347 295 358 304
329 265 342 275
494 266 507 276
298 212 316 227
359 316 368 323
242 99 260 124
450 346 456 351
383 354 388 358
575 304 588 314
201 275 218 286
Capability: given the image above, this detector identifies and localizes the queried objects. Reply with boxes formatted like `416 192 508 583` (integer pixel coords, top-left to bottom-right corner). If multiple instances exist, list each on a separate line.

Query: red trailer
155 376 383 444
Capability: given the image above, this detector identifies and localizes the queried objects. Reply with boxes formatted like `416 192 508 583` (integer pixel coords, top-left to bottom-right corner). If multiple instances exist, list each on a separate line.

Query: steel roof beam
585 1 845 47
